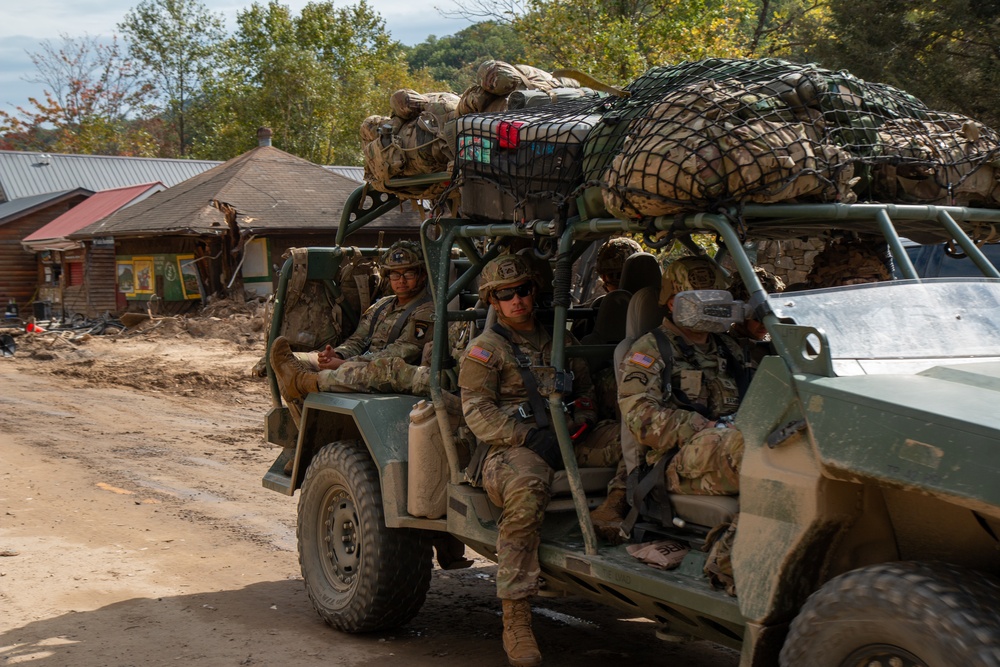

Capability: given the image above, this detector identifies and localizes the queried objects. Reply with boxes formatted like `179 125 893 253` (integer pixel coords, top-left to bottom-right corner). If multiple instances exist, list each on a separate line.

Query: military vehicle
261 167 1000 665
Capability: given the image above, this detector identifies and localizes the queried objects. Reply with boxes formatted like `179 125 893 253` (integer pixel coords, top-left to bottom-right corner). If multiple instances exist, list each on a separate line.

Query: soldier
619 256 747 495
804 236 892 288
728 266 785 368
594 236 642 293
459 254 620 667
270 240 434 425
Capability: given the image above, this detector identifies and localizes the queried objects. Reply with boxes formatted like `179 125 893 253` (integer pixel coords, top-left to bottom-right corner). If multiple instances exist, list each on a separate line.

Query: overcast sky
0 0 475 120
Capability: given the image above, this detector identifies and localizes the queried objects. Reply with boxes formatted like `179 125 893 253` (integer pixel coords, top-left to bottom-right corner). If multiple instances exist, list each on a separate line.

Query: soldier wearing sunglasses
458 254 621 667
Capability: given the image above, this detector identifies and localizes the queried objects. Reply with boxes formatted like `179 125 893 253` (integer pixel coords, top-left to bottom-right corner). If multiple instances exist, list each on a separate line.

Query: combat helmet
595 236 642 278
478 254 537 302
381 240 424 273
659 256 727 306
728 266 785 303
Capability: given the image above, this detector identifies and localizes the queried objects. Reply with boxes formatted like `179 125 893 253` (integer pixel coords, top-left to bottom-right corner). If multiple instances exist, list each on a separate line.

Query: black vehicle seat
580 289 631 346
613 285 738 530
619 252 662 295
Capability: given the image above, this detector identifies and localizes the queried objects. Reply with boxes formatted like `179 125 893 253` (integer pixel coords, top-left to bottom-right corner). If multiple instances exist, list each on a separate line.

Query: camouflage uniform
316 356 429 395
618 256 745 495
331 288 433 362
459 255 620 600
293 240 434 388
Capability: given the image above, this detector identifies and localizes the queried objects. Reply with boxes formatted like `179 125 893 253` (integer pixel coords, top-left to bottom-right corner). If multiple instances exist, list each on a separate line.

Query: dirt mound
4 311 268 401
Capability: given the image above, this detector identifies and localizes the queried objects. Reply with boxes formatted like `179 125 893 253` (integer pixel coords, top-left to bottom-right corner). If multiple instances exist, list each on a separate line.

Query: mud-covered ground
0 307 740 666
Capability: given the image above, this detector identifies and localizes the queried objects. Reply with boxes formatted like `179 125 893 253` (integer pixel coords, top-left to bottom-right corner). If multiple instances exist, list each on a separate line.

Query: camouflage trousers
665 426 744 495
294 353 430 395
483 427 622 600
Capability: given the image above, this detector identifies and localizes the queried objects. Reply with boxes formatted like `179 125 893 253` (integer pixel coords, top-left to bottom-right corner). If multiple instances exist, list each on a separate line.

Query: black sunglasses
493 283 533 302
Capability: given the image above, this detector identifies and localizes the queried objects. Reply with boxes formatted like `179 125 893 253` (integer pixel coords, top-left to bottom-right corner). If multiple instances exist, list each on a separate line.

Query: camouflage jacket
459 323 597 449
334 288 433 363
618 319 744 455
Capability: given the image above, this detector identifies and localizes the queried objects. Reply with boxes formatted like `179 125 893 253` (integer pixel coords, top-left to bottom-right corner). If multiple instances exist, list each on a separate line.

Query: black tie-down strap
621 449 679 539
491 324 550 429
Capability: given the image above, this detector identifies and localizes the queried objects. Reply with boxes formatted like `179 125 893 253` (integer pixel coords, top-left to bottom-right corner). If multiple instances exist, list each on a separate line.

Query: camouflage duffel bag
390 89 461 121
477 59 529 96
603 80 857 219
603 82 733 218
719 117 856 205
872 112 1000 206
390 89 430 121
458 84 507 115
360 114 390 143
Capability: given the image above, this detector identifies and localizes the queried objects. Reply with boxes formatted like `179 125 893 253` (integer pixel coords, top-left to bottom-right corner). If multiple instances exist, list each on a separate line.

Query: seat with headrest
613 285 738 529
619 252 662 295
580 289 631 345
613 285 667 472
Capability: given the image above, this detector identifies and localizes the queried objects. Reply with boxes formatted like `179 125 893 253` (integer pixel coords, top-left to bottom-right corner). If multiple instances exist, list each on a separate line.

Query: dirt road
0 322 739 667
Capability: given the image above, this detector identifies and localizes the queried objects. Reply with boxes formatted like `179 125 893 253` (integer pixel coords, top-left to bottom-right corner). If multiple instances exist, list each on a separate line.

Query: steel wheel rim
840 644 927 667
319 485 360 592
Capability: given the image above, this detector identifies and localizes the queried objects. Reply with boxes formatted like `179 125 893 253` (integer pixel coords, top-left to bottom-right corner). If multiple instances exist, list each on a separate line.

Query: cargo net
600 58 1000 217
453 57 1000 221
453 95 605 221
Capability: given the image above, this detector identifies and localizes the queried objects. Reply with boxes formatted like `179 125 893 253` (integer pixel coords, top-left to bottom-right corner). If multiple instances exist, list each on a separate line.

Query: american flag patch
629 352 656 368
468 346 492 364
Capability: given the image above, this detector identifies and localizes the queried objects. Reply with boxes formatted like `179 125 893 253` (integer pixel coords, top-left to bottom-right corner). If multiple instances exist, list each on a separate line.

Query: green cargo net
451 57 1000 224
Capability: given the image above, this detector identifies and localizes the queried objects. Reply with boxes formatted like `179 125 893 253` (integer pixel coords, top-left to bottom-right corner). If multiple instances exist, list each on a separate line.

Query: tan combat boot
589 488 629 544
501 598 542 667
270 336 320 401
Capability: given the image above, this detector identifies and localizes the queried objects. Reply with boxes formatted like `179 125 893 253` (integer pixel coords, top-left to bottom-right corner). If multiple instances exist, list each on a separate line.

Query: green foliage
0 35 160 156
118 0 227 155
801 0 1000 127
405 22 527 93
189 0 442 165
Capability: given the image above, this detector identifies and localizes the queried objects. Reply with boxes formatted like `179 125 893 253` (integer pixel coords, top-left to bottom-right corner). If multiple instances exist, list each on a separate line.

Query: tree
118 0 227 156
802 0 1000 127
438 0 825 86
405 22 527 93
190 0 441 165
0 34 158 155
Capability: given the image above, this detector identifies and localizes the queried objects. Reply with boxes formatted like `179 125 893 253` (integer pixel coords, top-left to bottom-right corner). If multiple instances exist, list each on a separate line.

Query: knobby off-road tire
298 440 433 632
780 561 1000 667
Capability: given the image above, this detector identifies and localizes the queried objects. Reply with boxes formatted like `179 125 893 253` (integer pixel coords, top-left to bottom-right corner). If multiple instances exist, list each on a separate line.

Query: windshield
769 279 1000 360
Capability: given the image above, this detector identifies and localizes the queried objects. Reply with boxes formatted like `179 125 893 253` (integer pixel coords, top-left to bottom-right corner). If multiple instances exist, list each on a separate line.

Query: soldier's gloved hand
524 428 565 471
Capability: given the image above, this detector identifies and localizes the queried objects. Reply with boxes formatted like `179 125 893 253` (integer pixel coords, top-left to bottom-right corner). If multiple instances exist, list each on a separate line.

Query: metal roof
325 166 364 182
23 183 165 250
0 150 220 202
0 189 93 225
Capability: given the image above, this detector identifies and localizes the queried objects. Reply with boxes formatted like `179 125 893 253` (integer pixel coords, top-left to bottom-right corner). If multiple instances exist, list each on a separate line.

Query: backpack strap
650 327 712 419
364 297 395 348
712 332 749 400
386 293 431 345
490 323 550 430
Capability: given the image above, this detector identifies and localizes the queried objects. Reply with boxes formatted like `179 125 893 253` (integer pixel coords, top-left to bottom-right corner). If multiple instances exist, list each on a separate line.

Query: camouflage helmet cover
728 266 786 303
381 240 424 272
478 254 537 302
660 256 728 306
595 236 643 276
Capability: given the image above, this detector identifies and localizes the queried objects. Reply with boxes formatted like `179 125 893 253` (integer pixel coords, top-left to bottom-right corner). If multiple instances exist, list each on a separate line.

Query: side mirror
672 290 750 333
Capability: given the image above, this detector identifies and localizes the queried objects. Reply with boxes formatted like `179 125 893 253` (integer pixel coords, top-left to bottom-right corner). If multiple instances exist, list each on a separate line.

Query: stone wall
754 238 827 288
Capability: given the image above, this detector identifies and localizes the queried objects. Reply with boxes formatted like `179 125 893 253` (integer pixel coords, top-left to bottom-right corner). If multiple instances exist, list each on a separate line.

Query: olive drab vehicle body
262 177 1000 664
